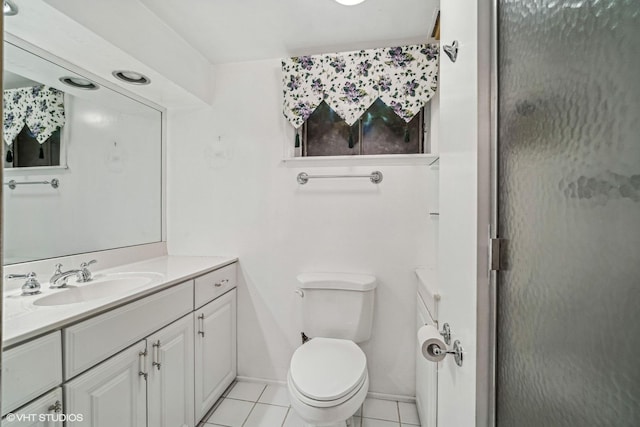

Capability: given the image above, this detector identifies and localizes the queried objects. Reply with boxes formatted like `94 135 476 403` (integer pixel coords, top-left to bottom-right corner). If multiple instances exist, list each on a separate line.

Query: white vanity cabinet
64 341 147 427
3 260 238 427
64 281 193 379
147 314 195 427
194 288 237 421
1 332 62 416
1 388 63 427
65 314 197 427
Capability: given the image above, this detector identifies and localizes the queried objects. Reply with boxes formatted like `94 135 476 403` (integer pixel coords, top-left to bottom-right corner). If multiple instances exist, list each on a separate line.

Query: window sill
282 153 439 167
4 165 69 176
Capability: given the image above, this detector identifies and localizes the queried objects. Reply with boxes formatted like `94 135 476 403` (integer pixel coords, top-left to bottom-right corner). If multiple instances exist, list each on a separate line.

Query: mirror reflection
2 41 163 264
3 71 66 168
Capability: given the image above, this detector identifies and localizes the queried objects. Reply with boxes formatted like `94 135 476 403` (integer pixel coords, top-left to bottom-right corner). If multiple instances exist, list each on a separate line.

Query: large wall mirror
3 39 163 264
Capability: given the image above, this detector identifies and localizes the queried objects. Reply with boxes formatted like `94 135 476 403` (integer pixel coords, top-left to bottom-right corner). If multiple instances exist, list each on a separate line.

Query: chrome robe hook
443 41 459 62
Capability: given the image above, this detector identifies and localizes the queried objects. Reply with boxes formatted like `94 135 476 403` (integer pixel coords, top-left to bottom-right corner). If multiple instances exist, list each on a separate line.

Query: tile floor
200 380 420 427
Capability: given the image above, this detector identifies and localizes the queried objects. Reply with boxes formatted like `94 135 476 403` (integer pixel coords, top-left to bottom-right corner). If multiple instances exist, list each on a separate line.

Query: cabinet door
147 314 195 427
2 388 63 427
64 341 147 427
194 289 237 421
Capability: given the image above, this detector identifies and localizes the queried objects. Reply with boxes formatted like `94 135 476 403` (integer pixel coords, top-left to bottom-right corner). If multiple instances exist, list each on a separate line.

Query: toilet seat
289 337 367 408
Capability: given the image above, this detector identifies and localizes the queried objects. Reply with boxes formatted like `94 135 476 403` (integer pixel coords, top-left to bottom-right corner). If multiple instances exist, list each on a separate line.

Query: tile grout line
240 384 267 427
281 407 291 427
397 400 402 427
226 397 289 408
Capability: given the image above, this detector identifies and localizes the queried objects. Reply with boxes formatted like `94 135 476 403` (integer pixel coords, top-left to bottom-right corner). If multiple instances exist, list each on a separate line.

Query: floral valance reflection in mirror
3 84 66 168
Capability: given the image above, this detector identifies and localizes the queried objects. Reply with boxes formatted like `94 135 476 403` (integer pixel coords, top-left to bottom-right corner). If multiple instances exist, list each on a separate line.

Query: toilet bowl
288 338 369 427
288 273 376 427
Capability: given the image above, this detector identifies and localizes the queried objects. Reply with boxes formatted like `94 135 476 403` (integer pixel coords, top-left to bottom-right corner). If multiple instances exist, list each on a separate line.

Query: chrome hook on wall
443 41 459 62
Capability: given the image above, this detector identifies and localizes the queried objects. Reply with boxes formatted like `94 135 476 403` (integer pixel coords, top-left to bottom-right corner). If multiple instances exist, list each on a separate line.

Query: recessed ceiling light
112 70 151 85
59 76 100 90
4 0 18 16
335 0 366 5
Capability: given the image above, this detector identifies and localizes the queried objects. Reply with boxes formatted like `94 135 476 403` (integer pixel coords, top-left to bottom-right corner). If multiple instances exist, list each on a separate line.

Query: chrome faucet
78 260 97 282
50 260 97 288
6 272 41 295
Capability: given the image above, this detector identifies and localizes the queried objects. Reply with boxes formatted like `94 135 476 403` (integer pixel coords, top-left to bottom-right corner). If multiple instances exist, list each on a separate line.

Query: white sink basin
33 273 163 307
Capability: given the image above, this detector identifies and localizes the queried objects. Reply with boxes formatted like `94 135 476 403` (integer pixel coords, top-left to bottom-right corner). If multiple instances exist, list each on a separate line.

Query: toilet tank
297 273 376 343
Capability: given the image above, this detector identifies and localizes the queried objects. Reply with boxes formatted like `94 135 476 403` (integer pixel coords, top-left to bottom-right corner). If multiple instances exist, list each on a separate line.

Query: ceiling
138 0 439 64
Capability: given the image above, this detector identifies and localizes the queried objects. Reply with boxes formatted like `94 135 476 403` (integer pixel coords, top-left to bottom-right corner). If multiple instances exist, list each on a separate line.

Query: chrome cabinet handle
152 340 161 370
138 350 148 380
48 400 62 413
214 279 229 288
198 314 205 337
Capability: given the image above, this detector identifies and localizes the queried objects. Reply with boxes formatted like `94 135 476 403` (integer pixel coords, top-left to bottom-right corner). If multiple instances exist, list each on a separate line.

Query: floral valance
282 44 439 128
3 85 66 145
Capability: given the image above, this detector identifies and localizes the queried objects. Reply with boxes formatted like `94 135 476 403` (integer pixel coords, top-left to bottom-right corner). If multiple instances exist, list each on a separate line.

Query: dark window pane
13 127 61 167
361 99 422 155
305 101 359 156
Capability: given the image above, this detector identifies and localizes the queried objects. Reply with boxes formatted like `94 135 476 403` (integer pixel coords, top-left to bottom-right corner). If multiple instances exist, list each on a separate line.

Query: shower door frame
485 0 500 424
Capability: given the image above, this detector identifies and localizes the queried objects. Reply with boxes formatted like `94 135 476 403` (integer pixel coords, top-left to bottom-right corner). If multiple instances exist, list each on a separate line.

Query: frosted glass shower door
496 0 640 425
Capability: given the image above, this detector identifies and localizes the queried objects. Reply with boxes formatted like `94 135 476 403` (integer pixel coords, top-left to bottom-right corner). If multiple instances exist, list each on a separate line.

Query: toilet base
288 371 368 427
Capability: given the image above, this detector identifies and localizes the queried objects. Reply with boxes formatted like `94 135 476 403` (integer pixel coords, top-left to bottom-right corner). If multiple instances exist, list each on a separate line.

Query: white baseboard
234 376 416 403
367 391 416 403
235 375 287 386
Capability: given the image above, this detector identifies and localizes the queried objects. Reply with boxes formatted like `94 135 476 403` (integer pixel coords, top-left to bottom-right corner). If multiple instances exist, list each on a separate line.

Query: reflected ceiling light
334 0 366 5
3 0 18 16
112 70 151 85
59 76 100 90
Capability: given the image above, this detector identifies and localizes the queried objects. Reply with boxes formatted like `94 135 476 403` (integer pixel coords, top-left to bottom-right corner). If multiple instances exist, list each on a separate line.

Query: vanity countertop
3 255 238 348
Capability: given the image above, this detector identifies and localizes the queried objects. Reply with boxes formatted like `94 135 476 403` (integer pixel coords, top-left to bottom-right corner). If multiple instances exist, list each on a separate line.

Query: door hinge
490 238 503 271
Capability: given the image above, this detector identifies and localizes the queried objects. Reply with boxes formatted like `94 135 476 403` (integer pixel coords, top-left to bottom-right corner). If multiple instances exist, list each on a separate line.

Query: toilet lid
290 337 367 402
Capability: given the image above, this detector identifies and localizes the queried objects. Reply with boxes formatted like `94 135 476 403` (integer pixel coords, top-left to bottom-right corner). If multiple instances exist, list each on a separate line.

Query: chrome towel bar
297 171 383 185
4 178 60 190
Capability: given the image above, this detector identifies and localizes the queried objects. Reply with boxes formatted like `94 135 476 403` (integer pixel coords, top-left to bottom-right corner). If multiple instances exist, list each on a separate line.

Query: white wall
437 0 491 425
167 58 439 396
3 94 162 264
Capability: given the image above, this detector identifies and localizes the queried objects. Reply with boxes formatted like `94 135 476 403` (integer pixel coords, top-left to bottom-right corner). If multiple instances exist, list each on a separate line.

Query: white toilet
288 273 377 427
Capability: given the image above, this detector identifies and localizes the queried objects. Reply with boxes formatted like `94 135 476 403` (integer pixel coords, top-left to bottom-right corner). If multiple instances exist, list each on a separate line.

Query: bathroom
1 0 638 426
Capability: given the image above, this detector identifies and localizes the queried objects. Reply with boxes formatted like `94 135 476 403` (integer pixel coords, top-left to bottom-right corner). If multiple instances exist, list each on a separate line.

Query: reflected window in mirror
3 39 163 265
3 78 67 169
5 127 62 168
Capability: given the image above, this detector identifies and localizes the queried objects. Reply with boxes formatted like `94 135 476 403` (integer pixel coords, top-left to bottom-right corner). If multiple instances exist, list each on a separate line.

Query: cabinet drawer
1 332 62 416
2 387 63 426
194 263 237 309
64 281 193 380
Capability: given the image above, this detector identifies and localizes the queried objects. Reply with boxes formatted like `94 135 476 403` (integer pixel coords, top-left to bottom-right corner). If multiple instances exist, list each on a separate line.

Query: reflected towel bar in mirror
4 179 60 190
297 171 383 185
